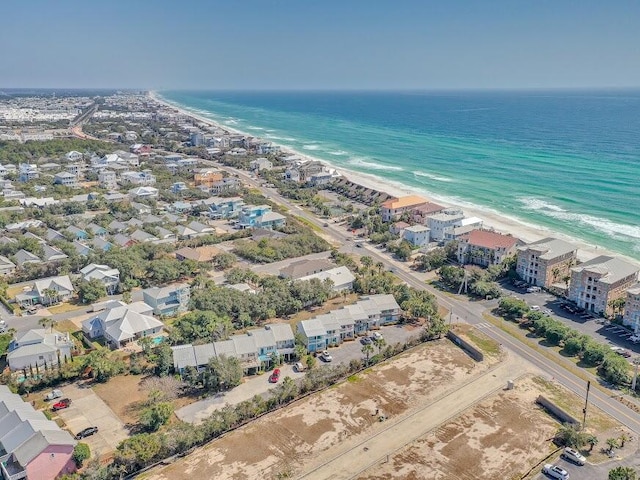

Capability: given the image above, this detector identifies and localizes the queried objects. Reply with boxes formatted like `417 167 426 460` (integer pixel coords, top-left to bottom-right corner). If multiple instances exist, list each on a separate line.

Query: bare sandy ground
144 339 515 480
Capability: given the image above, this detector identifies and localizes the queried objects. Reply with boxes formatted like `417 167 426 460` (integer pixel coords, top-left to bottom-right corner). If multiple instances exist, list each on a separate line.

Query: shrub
72 443 91 467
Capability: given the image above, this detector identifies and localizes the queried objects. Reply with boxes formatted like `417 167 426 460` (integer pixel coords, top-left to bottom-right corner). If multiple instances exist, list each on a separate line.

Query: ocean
158 90 640 260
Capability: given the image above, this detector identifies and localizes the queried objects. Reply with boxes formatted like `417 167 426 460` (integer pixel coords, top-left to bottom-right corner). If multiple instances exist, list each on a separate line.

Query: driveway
176 324 421 424
176 363 305 424
53 383 129 454
533 449 640 480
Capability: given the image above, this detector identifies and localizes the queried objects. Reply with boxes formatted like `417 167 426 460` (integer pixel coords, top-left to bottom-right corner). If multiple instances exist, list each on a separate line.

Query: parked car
75 426 99 440
44 389 63 401
542 463 570 480
294 362 306 372
629 335 640 344
371 331 383 341
611 346 631 358
0 319 6 333
527 286 541 293
561 447 586 465
361 336 372 345
531 305 541 311
269 368 281 383
52 398 71 411
320 350 333 362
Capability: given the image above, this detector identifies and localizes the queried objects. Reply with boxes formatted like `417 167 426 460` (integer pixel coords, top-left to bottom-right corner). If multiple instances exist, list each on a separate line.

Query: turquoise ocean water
159 90 640 260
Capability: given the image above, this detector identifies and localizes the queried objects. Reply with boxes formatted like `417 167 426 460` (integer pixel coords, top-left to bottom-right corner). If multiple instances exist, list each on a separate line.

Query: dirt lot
144 338 503 480
358 375 556 480
93 374 149 425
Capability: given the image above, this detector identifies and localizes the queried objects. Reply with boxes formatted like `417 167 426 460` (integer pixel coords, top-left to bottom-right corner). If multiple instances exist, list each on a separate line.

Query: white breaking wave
303 144 321 151
328 150 348 156
519 197 640 241
246 125 266 131
348 158 404 171
413 170 455 183
265 134 296 141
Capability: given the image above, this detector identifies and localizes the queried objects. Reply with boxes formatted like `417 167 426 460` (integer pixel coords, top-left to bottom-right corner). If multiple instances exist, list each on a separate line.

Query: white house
82 301 163 349
426 209 465 243
15 275 75 307
53 172 79 188
80 263 120 295
98 170 117 190
402 225 430 247
129 186 159 198
298 266 356 292
7 329 74 371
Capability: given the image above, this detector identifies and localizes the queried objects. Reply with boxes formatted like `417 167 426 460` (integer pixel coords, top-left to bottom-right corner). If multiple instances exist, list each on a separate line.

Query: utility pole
582 380 591 430
632 358 640 392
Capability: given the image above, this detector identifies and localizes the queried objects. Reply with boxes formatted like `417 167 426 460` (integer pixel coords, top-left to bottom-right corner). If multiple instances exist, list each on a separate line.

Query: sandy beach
149 91 634 266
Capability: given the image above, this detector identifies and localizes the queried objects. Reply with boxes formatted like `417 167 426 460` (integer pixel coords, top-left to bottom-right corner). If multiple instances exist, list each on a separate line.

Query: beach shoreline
149 91 634 266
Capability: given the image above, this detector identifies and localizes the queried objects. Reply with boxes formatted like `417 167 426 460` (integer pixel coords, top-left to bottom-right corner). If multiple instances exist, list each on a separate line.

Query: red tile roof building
457 229 522 267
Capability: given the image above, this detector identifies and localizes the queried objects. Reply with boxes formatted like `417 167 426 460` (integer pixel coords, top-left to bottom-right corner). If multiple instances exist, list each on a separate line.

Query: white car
561 447 586 465
320 350 333 362
371 331 383 341
630 335 640 344
543 463 569 480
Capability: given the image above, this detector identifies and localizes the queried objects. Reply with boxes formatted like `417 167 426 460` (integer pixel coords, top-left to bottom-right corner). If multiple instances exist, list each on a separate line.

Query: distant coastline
149 90 640 268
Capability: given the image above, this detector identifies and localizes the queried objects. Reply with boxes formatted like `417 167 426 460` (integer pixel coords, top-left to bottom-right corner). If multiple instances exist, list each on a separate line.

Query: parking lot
498 282 640 361
533 452 640 480
53 383 129 455
176 323 421 424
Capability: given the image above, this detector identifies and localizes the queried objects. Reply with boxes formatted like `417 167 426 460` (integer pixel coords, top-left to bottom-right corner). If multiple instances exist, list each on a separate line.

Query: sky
1 0 639 90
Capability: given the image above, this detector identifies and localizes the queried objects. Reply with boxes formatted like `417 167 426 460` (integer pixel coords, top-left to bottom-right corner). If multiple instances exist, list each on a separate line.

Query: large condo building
623 284 640 333
516 237 578 289
568 256 639 316
381 195 428 222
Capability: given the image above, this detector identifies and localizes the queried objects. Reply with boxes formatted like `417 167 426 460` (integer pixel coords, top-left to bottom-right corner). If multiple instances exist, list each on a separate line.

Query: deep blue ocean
159 90 640 260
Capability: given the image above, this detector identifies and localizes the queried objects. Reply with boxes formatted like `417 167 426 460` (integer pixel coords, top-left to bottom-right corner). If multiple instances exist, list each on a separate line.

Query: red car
52 398 71 411
269 368 281 383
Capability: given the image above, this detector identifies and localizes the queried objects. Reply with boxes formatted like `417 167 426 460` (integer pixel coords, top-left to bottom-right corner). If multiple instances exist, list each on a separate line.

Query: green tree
152 344 174 377
82 348 126 382
72 443 91 467
361 344 374 364
606 437 620 453
38 317 58 333
497 297 529 320
213 252 237 270
205 355 243 392
555 424 587 448
600 354 632 386
585 433 598 452
77 278 107 304
609 467 637 480
121 291 132 304
114 433 163 471
140 401 174 432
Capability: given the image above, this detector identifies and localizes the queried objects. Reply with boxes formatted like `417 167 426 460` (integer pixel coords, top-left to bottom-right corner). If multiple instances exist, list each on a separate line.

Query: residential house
186 220 215 236
15 276 75 307
6 329 74 371
171 182 188 194
82 301 163 349
14 249 41 267
238 205 286 229
210 177 240 195
65 163 84 178
249 158 273 172
65 150 83 161
443 217 484 242
156 227 176 241
18 163 39 182
129 186 159 199
426 209 465 243
72 240 93 257
623 285 640 333
175 225 198 239
108 220 127 233
0 256 16 276
121 170 156 186
91 237 112 252
389 221 410 236
171 323 295 372
98 170 117 189
113 150 139 166
280 258 335 279
194 170 223 188
53 172 79 188
298 266 356 292
0 385 77 480
113 233 136 248
285 161 326 183
203 196 245 219
457 229 521 267
86 223 107 237
142 283 191 316
65 225 88 241
41 244 68 263
403 225 430 247
46 228 65 243
412 202 447 224
568 256 640 316
175 246 220 263
130 229 158 243
516 238 578 289
381 195 429 222
297 294 401 351
308 171 334 186
80 264 120 295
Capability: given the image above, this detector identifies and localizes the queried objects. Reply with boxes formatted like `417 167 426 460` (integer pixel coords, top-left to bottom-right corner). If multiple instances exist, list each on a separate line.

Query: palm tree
608 466 637 480
585 434 598 452
42 288 59 306
618 432 631 448
606 437 619 453
38 317 58 333
361 344 374 364
375 262 384 274
373 337 386 354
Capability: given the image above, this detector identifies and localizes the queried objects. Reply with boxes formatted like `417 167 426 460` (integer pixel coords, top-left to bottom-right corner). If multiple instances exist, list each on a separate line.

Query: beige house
516 237 578 289
456 229 521 267
568 256 639 316
622 284 640 333
381 195 428 222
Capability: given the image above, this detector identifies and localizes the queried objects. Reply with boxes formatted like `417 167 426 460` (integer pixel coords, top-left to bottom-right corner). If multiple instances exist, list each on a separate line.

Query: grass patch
293 215 323 233
55 319 80 334
6 285 23 299
347 374 361 383
47 303 84 315
465 329 501 356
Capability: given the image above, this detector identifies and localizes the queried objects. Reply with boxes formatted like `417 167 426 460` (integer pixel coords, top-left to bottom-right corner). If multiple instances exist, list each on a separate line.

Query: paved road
215 172 640 435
